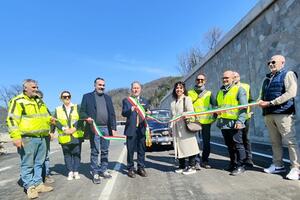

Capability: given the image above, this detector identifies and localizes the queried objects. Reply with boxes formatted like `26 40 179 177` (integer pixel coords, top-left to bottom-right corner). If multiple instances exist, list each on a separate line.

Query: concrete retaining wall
160 0 300 144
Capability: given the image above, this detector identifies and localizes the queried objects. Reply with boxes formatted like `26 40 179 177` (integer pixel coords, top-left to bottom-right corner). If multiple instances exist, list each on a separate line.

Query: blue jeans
43 136 50 177
18 137 47 189
90 127 110 175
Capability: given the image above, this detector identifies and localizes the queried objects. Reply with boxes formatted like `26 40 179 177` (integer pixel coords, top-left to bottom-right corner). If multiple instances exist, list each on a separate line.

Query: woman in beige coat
170 81 200 175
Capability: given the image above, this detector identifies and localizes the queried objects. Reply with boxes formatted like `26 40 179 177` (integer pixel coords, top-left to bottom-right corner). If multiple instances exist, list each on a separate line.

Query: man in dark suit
122 81 150 178
80 77 117 184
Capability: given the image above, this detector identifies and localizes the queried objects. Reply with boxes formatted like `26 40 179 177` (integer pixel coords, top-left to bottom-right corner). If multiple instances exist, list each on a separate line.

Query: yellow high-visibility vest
239 82 251 119
6 93 51 140
56 104 83 144
188 89 215 124
217 85 239 120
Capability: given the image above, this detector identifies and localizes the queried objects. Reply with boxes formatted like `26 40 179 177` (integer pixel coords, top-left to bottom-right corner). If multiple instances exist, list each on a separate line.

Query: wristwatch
269 101 274 106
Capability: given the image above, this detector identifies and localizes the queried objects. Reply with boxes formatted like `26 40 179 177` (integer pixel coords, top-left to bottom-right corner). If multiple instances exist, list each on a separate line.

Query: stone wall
160 0 300 144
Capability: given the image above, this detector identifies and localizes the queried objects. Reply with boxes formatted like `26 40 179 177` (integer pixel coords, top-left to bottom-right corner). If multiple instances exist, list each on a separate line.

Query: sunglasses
62 95 71 99
196 78 205 82
267 60 276 65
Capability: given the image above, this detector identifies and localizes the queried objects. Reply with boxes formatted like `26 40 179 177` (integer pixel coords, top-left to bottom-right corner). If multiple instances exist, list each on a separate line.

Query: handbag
183 97 202 132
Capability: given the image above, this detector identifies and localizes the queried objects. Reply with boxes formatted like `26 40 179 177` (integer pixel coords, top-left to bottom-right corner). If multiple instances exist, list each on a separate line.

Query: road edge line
210 142 290 163
98 145 126 200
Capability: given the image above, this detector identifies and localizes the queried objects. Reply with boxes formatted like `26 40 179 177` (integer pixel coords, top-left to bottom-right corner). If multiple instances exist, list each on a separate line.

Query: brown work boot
27 186 39 199
35 183 53 193
45 175 55 184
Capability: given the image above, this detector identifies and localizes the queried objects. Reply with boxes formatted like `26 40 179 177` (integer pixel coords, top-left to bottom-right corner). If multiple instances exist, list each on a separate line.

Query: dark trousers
195 124 211 163
126 128 146 170
179 155 196 169
242 119 252 160
62 143 82 173
221 129 246 166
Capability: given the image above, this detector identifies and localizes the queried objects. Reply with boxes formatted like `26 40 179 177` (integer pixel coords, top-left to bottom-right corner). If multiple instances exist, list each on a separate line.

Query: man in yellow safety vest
233 71 254 167
6 79 54 199
216 71 248 176
188 73 216 170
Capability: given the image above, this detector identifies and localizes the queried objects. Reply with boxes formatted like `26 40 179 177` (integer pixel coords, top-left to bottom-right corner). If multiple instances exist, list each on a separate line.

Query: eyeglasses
196 78 205 82
267 60 276 65
62 96 71 99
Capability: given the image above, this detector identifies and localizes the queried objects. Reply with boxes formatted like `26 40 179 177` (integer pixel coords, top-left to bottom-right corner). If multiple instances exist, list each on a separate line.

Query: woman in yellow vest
51 91 84 180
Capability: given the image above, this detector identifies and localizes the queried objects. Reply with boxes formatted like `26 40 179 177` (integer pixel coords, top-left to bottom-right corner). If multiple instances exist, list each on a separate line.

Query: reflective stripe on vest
217 85 239 120
240 83 251 119
56 104 84 144
6 93 50 138
188 90 215 124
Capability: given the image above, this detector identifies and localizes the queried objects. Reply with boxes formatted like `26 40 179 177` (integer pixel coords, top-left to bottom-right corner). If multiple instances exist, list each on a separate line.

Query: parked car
147 109 173 148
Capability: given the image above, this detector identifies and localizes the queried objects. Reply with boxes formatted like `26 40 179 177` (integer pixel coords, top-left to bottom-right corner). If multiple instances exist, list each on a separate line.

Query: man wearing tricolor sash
122 81 150 178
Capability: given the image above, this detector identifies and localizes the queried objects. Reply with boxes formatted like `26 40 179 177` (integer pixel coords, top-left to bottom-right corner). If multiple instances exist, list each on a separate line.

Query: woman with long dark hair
170 81 200 175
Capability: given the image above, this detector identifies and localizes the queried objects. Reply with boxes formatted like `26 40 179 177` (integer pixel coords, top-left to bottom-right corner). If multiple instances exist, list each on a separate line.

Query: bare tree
177 47 203 75
0 84 22 110
203 27 223 51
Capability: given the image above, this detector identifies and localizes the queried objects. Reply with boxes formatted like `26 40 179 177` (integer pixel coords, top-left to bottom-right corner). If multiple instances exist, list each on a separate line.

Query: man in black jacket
80 77 117 184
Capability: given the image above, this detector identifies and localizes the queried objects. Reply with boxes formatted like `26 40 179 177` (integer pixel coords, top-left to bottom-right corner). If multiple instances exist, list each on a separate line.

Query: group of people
5 54 299 199
170 54 299 179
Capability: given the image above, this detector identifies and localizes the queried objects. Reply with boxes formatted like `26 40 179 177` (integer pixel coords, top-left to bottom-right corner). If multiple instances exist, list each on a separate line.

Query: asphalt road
0 126 300 200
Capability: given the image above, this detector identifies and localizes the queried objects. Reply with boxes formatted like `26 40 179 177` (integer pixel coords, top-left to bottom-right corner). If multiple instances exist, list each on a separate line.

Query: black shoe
201 162 211 169
100 171 112 179
226 164 236 172
128 170 136 178
230 166 245 176
92 174 101 184
137 168 147 177
244 159 254 167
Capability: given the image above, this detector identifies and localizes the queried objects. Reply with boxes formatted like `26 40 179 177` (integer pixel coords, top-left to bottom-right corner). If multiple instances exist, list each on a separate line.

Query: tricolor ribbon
91 120 126 141
127 97 152 147
147 102 259 124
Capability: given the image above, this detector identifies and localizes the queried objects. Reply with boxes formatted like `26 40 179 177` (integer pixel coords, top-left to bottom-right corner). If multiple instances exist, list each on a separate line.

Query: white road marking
0 166 12 172
210 142 290 163
0 178 16 187
98 145 127 200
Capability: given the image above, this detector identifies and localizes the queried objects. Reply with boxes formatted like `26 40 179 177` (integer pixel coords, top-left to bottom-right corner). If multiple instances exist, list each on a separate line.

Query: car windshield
150 110 170 122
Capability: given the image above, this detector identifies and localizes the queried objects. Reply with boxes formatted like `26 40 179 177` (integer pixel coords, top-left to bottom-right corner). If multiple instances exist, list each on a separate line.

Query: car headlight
161 131 170 136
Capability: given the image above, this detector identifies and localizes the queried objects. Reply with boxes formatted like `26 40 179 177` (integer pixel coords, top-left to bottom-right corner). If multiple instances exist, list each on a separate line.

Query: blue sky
0 0 258 110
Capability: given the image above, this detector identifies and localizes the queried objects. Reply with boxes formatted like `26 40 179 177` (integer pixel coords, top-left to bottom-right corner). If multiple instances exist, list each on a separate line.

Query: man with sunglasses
80 77 117 184
259 55 299 180
188 73 216 170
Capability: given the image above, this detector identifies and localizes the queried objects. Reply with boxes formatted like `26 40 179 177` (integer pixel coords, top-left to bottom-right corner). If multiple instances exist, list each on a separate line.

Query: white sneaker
67 171 74 181
182 166 196 175
175 168 184 174
73 172 80 180
286 168 300 180
264 164 285 174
